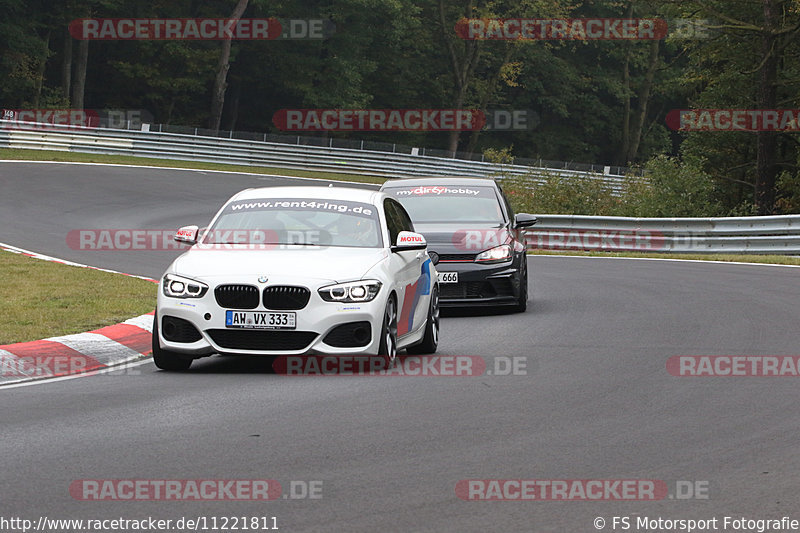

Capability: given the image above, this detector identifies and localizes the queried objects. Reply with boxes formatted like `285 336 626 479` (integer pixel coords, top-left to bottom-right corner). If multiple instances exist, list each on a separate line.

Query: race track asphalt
2 162 799 532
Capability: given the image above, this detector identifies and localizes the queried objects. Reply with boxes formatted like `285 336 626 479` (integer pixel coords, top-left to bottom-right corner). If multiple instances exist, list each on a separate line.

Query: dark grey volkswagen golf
380 177 537 312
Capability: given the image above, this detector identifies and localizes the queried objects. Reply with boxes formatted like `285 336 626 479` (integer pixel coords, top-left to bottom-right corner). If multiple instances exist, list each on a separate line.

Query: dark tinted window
389 199 415 232
384 184 505 224
496 182 515 222
384 198 403 244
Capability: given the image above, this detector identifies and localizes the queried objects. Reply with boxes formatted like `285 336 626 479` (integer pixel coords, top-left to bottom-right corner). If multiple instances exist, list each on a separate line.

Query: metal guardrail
528 214 800 255
4 121 797 255
0 120 628 187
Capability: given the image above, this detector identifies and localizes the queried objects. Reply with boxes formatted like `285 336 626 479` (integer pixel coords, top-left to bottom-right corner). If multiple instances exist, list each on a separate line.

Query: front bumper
434 259 523 307
155 284 387 357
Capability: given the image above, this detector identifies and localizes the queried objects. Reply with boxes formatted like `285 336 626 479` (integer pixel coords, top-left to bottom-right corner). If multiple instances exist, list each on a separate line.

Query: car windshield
384 185 505 224
204 198 383 248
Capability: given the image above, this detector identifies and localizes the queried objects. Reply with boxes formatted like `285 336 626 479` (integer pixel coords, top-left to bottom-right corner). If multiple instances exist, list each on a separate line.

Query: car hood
413 222 512 251
169 246 388 284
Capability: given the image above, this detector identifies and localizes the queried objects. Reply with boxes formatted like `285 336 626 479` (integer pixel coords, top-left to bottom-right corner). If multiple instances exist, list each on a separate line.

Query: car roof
228 185 384 204
380 176 499 189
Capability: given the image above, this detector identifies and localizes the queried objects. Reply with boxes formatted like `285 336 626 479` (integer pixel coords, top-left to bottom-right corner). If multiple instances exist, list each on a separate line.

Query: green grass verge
0 147 386 185
0 250 157 345
530 250 800 266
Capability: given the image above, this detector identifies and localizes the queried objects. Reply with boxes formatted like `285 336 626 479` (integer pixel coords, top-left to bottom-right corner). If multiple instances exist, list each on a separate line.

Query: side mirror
174 225 199 245
392 231 427 252
514 214 538 228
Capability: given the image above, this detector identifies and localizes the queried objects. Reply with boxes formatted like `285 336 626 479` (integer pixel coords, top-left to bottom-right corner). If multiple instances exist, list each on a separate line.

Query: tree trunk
446 91 466 156
33 31 51 108
440 0 479 155
465 45 515 154
626 39 659 162
755 0 779 215
618 48 631 165
209 0 249 132
71 36 88 109
62 29 72 103
225 83 242 131
616 2 634 165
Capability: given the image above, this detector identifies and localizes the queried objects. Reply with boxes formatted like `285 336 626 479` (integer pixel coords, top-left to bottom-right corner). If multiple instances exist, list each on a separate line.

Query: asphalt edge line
0 241 158 282
0 356 154 390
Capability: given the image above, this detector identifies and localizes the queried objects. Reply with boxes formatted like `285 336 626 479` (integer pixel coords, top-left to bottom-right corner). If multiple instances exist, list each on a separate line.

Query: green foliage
109 41 218 125
618 155 724 217
498 153 726 217
483 146 515 167
776 170 800 214
503 172 620 215
2 0 798 216
0 0 49 106
487 146 613 215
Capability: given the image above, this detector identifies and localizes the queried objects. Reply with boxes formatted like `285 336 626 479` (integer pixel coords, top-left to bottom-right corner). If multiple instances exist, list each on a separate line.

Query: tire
407 286 439 355
377 295 398 368
152 314 193 371
514 257 529 313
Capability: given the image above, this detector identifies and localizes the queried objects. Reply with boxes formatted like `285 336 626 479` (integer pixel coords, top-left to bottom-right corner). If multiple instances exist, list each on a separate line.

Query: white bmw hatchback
153 186 440 370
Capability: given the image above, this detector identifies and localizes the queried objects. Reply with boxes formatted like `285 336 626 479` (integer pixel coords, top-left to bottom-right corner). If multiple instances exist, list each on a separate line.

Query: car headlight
475 244 512 264
318 280 382 303
162 274 209 298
